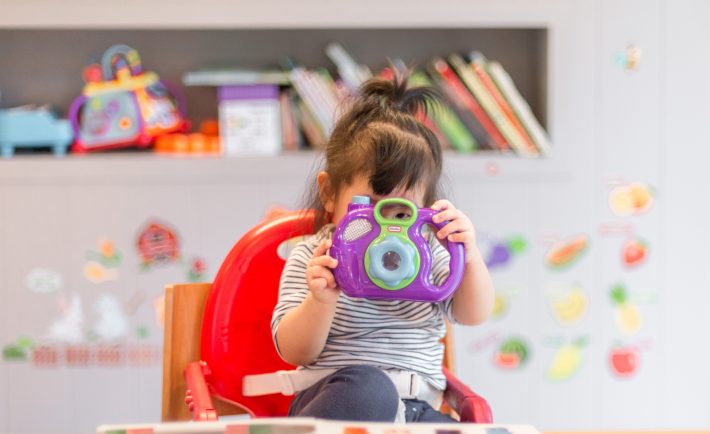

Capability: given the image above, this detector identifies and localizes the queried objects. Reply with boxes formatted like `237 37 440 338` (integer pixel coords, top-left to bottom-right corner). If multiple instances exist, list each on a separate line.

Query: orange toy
155 120 221 155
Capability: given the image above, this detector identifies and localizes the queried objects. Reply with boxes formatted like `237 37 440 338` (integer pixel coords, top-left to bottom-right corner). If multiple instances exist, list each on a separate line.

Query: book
296 98 328 148
449 53 537 157
469 51 541 155
280 89 303 151
326 42 373 91
427 57 505 151
409 70 477 152
485 59 552 155
182 68 290 86
289 67 340 137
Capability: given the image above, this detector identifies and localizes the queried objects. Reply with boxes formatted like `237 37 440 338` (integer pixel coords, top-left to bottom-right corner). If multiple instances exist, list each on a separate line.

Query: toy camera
69 44 188 152
330 196 465 302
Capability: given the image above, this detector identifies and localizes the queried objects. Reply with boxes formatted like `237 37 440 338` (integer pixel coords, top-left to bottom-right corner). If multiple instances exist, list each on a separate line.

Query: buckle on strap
276 370 296 396
407 371 420 398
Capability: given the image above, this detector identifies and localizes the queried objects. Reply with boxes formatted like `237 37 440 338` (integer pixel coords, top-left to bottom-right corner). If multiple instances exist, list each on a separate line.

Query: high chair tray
97 418 539 434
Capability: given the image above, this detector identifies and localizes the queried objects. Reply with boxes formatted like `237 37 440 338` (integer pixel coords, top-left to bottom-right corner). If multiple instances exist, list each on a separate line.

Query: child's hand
306 239 340 305
431 199 478 264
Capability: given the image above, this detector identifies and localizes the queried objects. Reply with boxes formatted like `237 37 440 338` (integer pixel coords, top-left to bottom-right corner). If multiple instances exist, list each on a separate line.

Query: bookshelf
0 0 578 166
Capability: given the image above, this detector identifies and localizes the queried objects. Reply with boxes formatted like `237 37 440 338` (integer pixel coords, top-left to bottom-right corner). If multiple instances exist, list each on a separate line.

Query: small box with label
218 84 282 155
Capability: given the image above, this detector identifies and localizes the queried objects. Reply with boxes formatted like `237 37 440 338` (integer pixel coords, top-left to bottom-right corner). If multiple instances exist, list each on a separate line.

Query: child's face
321 173 426 225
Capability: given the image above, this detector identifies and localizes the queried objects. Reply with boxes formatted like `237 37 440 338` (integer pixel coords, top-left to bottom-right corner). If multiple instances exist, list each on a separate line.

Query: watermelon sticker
545 234 589 270
493 336 530 370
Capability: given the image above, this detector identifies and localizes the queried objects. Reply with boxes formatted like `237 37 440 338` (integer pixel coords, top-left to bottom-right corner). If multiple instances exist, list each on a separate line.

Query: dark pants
288 365 457 423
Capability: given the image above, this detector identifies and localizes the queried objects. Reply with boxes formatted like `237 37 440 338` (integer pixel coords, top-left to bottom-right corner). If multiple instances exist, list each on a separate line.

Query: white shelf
2 0 560 29
0 151 570 184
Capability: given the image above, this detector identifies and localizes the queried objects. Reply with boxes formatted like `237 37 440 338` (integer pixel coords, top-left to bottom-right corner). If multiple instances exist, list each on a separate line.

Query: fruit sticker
545 234 589 270
547 283 588 327
609 182 655 216
491 286 523 320
622 237 649 268
608 344 639 379
24 268 64 294
546 336 589 382
494 336 530 370
483 234 527 270
610 283 642 336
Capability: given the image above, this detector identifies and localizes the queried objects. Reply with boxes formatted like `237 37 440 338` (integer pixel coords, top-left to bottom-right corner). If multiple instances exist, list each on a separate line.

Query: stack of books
183 44 550 157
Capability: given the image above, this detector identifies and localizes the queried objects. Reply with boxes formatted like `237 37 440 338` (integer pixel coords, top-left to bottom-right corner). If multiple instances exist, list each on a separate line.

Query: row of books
183 44 551 157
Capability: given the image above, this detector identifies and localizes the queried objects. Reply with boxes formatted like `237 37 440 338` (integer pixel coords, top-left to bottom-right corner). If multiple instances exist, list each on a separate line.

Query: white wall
1 0 710 432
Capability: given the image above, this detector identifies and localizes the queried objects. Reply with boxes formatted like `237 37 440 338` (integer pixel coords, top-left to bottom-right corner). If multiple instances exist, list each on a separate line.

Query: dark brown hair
304 71 446 230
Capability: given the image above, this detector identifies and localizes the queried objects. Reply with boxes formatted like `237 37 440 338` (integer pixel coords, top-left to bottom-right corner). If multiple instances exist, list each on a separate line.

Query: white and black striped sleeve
270 239 314 358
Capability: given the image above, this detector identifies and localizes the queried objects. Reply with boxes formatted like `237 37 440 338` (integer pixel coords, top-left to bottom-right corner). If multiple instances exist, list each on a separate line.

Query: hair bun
359 71 440 116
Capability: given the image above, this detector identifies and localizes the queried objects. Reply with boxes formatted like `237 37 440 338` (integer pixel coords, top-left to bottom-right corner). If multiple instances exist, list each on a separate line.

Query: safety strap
242 368 443 409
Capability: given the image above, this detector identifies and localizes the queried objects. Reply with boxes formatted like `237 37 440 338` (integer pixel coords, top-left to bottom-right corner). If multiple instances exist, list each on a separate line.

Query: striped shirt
271 223 456 390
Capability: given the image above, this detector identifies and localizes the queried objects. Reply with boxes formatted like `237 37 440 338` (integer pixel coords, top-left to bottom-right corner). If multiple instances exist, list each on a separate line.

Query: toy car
0 106 73 158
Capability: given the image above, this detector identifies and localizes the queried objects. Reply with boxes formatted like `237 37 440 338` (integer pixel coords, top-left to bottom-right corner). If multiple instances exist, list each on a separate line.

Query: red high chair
161 210 492 423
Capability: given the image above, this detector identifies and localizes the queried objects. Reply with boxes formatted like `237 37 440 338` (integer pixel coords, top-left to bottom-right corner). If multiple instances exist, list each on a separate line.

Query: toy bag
69 44 188 152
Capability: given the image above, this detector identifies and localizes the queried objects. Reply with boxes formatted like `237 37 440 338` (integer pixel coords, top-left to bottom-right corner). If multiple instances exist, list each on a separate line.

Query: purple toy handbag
330 196 465 302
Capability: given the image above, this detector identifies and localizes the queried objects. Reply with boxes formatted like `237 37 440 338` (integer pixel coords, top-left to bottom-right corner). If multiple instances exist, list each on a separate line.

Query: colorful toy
330 196 465 302
69 44 188 153
154 120 221 155
0 106 73 158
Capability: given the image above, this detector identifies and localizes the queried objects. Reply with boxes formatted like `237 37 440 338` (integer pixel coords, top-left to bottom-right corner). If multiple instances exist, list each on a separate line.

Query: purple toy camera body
330 196 465 302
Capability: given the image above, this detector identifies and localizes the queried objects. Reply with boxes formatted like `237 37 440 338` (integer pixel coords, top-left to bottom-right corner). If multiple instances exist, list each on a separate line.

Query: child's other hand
306 239 340 305
431 199 478 264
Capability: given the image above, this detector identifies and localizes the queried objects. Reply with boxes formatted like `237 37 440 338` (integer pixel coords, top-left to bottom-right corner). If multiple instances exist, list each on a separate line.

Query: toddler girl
270 73 495 423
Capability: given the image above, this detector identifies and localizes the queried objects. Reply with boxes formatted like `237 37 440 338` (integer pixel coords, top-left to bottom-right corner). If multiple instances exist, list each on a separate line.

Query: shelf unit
0 0 582 173
0 2 604 433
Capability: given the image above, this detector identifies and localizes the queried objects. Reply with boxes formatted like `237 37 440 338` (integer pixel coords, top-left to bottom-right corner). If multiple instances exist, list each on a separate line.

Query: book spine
290 68 334 136
280 90 298 151
449 54 534 156
410 71 477 152
470 53 540 155
429 58 509 152
487 61 552 154
417 107 453 151
296 99 327 148
426 64 490 150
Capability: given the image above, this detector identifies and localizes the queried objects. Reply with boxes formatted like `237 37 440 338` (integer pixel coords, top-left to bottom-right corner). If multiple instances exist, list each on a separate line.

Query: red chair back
199 211 314 417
